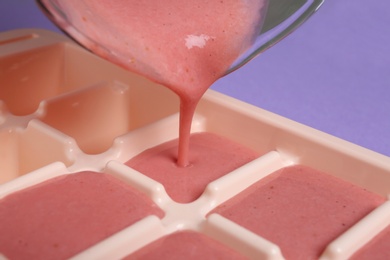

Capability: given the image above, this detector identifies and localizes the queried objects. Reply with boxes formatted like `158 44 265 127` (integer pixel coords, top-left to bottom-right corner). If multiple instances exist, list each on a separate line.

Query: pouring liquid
54 0 268 166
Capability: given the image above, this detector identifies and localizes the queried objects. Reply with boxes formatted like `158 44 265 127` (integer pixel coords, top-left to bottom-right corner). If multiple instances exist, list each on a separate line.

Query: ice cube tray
1 29 390 259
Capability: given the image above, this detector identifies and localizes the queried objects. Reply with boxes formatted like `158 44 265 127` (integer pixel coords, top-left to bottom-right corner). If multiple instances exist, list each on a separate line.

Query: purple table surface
1 0 389 157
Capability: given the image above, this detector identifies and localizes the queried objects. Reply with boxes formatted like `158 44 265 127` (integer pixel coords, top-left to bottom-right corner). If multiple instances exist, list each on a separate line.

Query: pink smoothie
46 0 268 166
126 132 260 203
125 231 246 259
350 224 390 259
212 165 385 259
0 171 164 260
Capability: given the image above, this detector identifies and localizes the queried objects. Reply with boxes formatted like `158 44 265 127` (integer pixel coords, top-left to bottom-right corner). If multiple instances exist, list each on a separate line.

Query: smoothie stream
48 0 268 166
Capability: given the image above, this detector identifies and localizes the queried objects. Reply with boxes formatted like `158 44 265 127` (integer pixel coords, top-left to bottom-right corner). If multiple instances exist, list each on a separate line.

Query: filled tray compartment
0 29 390 260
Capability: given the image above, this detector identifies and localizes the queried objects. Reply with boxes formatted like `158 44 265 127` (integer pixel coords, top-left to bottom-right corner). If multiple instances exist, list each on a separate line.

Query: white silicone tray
1 29 390 260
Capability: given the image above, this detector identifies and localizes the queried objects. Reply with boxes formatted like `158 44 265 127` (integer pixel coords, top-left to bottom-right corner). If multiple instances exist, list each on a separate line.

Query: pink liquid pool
212 165 386 259
126 132 260 203
0 171 164 260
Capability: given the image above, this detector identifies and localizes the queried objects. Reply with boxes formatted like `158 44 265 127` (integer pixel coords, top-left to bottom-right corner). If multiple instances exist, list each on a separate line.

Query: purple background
1 0 389 157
